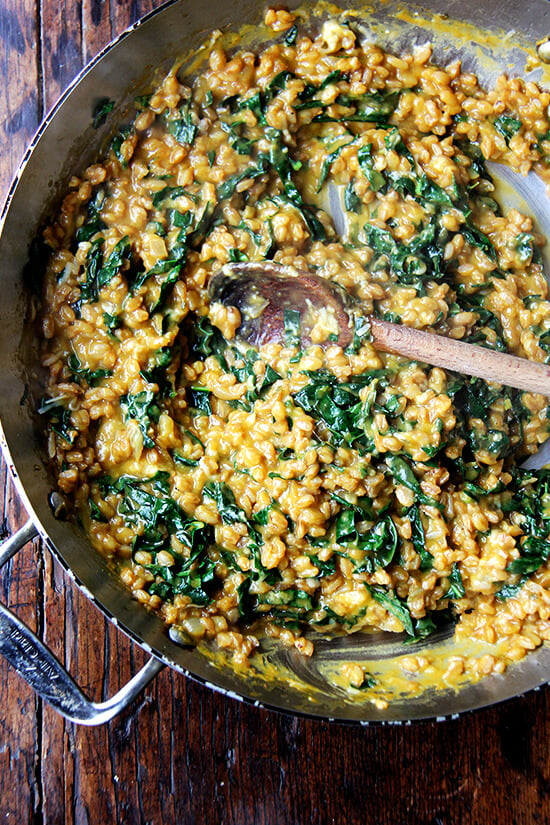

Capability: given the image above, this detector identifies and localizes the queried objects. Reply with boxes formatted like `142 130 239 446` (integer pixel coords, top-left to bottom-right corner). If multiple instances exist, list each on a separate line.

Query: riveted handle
0 520 164 725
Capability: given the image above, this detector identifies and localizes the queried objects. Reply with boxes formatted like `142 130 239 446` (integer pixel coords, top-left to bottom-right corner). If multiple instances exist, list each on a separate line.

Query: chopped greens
190 315 281 408
507 536 550 576
79 236 131 305
493 115 522 144
365 584 415 636
293 368 389 450
92 97 114 128
344 179 362 213
357 143 385 192
284 308 301 347
347 515 398 570
203 481 248 525
103 312 121 334
407 505 433 571
97 472 215 604
216 156 270 200
163 100 198 146
495 469 550 600
68 353 112 386
38 400 77 446
444 563 466 599
299 89 401 124
385 455 443 510
283 24 298 46
75 189 106 244
317 138 356 191
220 120 255 155
152 186 192 208
120 390 160 448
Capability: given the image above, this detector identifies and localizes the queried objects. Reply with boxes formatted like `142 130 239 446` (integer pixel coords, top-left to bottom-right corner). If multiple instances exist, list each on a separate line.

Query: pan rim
2 0 550 724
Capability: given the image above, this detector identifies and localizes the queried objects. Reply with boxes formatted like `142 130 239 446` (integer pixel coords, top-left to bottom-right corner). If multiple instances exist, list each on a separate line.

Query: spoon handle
371 317 550 395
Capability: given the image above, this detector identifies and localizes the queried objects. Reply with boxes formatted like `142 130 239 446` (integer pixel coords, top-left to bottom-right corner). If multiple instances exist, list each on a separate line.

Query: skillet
2 0 550 724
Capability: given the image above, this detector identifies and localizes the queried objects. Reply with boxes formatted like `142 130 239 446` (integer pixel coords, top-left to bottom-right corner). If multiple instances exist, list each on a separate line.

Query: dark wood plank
37 677 550 825
36 3 165 822
0 477 42 824
81 0 159 66
81 0 113 66
109 0 160 35
40 0 84 113
0 0 41 199
0 3 42 823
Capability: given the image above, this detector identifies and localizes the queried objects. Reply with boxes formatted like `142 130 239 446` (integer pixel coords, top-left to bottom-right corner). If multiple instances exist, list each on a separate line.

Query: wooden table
2 2 550 822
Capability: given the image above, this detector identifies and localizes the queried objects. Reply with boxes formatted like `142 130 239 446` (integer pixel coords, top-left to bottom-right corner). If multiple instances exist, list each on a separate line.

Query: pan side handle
0 521 164 725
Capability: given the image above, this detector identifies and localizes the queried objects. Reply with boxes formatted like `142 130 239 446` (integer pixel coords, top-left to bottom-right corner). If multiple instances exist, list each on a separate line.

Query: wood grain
0 472 41 823
0 0 40 199
0 4 42 822
2 2 550 824
372 316 550 395
40 0 83 113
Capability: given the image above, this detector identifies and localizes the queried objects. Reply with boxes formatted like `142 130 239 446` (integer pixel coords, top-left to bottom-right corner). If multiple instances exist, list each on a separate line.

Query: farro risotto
35 8 550 699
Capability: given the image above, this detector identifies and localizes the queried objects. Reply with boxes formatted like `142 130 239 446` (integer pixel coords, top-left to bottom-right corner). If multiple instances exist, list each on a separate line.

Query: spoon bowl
210 261 550 396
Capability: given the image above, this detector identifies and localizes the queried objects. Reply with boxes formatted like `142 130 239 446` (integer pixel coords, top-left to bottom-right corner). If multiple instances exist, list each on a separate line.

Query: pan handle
0 520 165 725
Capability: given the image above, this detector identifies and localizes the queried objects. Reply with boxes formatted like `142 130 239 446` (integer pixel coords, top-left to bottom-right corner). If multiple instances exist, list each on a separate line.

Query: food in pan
36 7 550 699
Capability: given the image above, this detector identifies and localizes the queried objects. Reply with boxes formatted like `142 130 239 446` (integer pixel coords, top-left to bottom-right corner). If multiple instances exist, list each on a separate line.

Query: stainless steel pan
2 0 550 725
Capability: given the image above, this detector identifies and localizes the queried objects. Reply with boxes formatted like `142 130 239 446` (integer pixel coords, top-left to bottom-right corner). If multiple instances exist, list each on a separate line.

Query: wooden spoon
209 261 550 395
